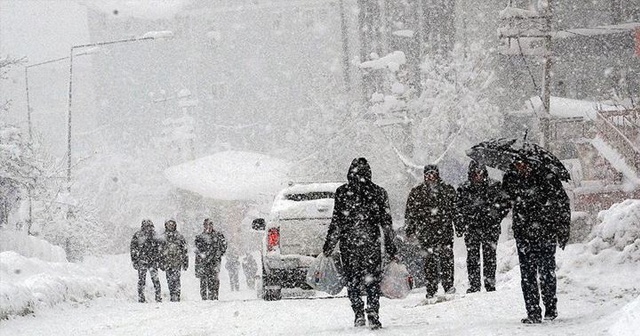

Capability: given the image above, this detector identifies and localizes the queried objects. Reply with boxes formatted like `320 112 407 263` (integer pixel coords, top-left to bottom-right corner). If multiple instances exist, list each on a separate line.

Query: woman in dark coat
159 220 188 302
323 158 397 330
130 219 162 303
456 160 510 293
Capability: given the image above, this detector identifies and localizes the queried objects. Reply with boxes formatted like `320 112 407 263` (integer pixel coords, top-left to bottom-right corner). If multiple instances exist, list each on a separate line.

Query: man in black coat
405 164 458 301
195 218 227 300
502 158 570 324
323 158 397 330
159 220 188 302
130 219 162 303
456 160 510 293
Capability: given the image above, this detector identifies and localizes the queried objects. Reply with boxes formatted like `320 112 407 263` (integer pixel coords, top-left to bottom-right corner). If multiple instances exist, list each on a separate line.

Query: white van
252 182 342 301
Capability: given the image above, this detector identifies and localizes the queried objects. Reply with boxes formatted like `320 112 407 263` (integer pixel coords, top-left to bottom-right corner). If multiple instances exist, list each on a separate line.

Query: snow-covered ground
1 200 639 335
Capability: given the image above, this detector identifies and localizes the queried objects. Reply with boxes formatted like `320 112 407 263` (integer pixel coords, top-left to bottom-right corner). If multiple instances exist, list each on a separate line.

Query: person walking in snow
242 253 258 289
502 158 570 324
159 219 188 302
323 158 397 330
405 164 458 301
194 218 227 300
130 219 162 303
225 252 240 291
456 160 510 293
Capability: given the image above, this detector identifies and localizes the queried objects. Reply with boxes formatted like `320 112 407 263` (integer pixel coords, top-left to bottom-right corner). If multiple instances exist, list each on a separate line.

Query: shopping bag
380 261 413 299
306 254 344 295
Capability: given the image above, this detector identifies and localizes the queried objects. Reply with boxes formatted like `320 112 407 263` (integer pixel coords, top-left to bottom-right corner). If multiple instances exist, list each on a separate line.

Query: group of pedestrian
131 218 259 302
324 156 570 329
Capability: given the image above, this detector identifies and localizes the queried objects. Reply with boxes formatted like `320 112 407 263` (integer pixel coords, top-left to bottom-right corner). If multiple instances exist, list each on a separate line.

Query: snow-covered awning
525 96 624 120
164 151 290 201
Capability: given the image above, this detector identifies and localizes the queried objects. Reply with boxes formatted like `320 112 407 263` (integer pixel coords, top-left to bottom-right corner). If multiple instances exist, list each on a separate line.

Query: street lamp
25 49 98 141
66 31 173 192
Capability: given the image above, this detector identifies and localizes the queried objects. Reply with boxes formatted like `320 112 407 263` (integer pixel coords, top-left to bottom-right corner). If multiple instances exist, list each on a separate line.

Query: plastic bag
306 254 344 295
380 261 413 299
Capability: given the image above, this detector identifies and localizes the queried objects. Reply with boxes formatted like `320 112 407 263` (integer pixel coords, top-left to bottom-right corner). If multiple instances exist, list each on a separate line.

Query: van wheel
263 287 282 301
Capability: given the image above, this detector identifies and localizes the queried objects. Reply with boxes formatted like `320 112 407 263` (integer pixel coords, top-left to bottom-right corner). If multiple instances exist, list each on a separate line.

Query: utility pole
339 0 351 93
540 0 554 147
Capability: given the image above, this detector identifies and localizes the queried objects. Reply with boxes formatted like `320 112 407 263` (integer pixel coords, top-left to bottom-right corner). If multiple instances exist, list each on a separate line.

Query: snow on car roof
276 182 343 198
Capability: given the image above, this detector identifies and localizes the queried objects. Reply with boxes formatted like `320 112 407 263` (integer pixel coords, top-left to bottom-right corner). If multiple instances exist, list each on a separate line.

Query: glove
558 240 567 250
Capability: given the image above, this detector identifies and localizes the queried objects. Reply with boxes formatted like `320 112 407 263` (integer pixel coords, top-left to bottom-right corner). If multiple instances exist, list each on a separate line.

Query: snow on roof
164 151 290 201
526 96 622 120
359 51 406 71
498 6 539 19
553 22 640 39
80 0 187 20
278 182 342 196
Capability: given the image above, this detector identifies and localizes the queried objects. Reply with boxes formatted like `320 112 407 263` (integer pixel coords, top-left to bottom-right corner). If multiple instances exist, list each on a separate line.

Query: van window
284 192 334 201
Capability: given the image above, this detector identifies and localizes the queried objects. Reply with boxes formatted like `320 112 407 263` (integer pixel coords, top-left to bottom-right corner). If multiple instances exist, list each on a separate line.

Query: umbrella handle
522 129 528 146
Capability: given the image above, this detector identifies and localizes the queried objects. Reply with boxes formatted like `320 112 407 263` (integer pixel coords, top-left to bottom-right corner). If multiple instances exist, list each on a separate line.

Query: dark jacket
502 166 571 244
456 165 510 242
323 158 397 274
160 230 188 270
194 230 227 278
405 179 457 247
130 228 161 269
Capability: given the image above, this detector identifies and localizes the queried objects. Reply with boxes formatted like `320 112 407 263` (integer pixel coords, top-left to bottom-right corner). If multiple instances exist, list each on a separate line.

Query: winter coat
242 255 258 277
502 166 571 245
405 179 457 248
323 158 397 275
159 230 188 271
194 230 227 278
130 229 161 270
225 254 240 273
456 174 510 243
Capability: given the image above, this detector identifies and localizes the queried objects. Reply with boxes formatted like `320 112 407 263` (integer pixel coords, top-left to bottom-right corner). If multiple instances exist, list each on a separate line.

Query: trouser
244 271 256 288
516 240 558 318
345 266 382 317
466 238 498 291
165 268 181 301
137 266 161 302
200 272 220 300
229 270 239 291
424 243 454 297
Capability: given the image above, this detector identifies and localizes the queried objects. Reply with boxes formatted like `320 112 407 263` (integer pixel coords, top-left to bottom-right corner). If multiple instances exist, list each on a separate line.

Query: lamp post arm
72 36 156 50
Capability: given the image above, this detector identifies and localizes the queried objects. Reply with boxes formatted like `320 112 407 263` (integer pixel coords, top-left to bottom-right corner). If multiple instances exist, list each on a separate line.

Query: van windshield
284 192 334 201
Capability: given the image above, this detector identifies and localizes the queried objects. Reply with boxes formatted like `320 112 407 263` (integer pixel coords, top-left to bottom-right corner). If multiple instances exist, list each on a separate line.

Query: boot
521 316 542 324
544 307 558 321
366 309 382 330
354 311 365 327
466 287 480 294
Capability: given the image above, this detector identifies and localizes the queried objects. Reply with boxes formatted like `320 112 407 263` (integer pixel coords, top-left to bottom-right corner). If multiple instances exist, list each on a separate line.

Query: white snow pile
0 251 128 319
587 199 640 262
0 230 67 262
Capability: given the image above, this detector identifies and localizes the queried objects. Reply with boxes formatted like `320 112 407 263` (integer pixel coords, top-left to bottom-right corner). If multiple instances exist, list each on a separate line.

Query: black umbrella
466 138 571 181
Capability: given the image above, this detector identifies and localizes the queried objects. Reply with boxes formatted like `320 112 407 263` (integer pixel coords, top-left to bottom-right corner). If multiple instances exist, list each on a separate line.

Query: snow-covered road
2 249 637 336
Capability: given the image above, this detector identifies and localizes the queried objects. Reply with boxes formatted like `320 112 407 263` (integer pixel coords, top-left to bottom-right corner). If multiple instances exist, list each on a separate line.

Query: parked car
252 182 342 301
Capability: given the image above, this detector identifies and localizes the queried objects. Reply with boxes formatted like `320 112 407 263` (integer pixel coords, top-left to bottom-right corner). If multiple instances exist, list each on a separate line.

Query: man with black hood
195 218 227 300
323 158 397 330
502 158 570 324
130 219 162 303
159 219 188 302
405 164 458 301
456 160 510 293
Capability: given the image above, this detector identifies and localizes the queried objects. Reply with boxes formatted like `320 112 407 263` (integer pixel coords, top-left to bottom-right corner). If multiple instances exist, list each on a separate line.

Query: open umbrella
466 138 571 181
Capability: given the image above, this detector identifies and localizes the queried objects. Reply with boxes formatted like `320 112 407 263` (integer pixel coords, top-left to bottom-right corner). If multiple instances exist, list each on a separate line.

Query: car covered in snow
252 182 342 301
